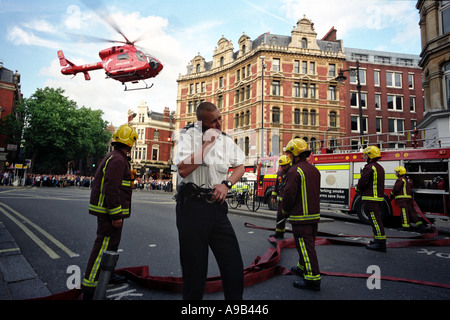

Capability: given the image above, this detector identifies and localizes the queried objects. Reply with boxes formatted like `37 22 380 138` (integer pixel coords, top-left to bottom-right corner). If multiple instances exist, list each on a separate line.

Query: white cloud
279 0 420 44
7 26 60 49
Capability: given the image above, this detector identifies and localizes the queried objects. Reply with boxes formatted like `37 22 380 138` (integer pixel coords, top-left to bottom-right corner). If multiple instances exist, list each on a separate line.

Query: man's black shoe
293 279 320 291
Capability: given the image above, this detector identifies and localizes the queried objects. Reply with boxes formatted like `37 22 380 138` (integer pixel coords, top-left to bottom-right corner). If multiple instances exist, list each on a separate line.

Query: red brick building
339 48 424 150
0 64 22 171
127 101 175 178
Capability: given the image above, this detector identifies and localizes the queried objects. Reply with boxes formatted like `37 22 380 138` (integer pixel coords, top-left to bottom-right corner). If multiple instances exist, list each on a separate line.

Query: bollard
93 251 120 300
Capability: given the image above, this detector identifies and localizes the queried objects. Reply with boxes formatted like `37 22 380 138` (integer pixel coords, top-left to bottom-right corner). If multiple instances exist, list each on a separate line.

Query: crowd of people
0 170 173 192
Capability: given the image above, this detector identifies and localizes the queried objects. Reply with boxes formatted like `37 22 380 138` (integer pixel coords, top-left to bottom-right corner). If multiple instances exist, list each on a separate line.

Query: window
294 60 300 73
409 97 416 112
387 72 402 88
220 57 224 66
309 62 315 75
196 64 200 73
246 85 251 100
329 64 336 77
302 61 307 74
245 110 250 126
302 109 308 125
153 130 159 141
294 108 300 124
302 83 308 98
188 101 193 113
218 95 223 109
374 70 380 86
310 110 316 126
350 92 367 108
293 82 300 98
328 85 337 100
301 38 307 48
329 111 337 127
376 118 382 133
117 53 129 60
272 107 280 123
387 95 403 111
444 62 450 109
350 68 366 85
408 74 414 89
310 84 316 99
351 116 367 132
375 94 381 109
273 58 280 72
272 81 280 95
388 119 404 134
441 1 450 34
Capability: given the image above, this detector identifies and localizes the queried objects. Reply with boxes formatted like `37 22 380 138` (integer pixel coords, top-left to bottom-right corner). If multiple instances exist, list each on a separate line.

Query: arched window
196 64 200 73
301 38 308 48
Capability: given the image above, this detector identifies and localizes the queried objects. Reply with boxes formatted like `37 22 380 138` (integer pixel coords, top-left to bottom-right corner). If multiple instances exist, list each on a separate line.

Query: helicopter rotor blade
81 0 133 45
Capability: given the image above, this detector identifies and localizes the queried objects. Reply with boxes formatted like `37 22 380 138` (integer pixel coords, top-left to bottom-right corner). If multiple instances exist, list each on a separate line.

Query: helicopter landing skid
123 81 154 92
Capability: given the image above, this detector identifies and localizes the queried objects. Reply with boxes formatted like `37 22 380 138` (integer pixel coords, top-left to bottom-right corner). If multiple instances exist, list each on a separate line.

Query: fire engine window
117 53 129 60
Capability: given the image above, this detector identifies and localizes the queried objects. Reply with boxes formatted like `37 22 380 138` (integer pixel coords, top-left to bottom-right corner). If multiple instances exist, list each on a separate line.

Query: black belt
175 182 216 204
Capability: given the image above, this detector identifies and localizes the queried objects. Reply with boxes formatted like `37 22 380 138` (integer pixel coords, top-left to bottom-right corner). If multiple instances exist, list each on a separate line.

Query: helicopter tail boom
58 50 102 81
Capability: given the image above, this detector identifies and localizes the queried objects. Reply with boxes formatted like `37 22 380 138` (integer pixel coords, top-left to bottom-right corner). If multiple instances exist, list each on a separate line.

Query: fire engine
255 134 450 225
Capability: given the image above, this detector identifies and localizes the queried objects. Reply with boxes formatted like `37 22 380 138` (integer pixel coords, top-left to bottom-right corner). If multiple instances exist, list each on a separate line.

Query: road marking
0 202 79 259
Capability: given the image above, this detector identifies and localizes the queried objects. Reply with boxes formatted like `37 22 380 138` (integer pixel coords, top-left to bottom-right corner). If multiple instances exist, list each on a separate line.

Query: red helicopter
57 16 163 91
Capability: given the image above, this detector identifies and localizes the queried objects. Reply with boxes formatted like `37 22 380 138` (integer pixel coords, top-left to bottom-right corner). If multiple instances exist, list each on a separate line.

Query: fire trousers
396 198 423 228
81 216 123 292
275 201 286 233
176 199 244 300
292 223 321 283
363 200 386 241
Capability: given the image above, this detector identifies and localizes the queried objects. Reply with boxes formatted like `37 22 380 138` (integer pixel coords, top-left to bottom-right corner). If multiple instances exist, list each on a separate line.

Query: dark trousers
292 223 321 283
364 201 386 241
275 201 286 232
397 199 422 228
82 216 123 292
176 200 244 300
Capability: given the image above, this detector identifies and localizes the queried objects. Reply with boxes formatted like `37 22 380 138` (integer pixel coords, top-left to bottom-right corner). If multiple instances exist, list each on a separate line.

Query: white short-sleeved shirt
175 123 246 188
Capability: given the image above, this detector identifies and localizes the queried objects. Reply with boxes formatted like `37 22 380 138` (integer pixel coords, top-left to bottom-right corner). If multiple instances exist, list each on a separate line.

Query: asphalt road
0 186 449 306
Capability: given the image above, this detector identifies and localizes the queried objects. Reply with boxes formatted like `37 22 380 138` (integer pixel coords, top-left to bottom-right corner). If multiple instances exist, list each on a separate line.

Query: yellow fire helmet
112 124 138 148
285 138 311 157
394 166 407 176
363 145 381 159
278 155 292 166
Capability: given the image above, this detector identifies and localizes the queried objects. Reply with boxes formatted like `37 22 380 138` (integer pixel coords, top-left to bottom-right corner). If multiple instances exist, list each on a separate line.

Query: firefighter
81 124 137 300
282 138 321 291
390 166 426 232
356 146 387 252
270 155 292 239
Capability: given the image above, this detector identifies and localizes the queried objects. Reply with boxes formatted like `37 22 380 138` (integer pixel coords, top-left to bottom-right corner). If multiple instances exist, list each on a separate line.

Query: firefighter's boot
366 240 386 252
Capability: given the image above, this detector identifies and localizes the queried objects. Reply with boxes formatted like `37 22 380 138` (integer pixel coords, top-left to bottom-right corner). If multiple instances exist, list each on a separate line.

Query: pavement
0 221 51 300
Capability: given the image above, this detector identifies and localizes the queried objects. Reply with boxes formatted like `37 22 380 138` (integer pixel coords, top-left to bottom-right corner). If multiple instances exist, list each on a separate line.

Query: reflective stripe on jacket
89 149 132 220
282 159 321 224
356 159 385 202
391 177 412 199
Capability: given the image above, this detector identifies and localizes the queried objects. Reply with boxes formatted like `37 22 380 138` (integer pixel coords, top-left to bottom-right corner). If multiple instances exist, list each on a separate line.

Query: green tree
21 87 111 173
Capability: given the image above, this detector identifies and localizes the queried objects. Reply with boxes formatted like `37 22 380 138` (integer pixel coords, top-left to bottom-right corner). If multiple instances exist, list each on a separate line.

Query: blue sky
0 0 421 126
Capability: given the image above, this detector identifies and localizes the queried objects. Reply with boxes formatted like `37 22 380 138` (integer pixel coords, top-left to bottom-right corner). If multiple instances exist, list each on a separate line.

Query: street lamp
260 55 266 158
336 60 365 150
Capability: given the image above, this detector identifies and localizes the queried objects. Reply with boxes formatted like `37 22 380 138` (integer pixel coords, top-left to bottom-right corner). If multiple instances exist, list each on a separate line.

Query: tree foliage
19 87 112 173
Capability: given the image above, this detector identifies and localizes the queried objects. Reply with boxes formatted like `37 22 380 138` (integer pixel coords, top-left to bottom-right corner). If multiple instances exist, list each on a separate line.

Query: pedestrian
175 101 246 300
81 124 137 300
390 166 426 232
270 155 291 239
356 146 387 252
282 138 321 291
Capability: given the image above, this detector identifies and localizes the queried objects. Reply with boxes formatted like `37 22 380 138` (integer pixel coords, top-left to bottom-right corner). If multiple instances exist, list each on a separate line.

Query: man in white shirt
175 102 245 300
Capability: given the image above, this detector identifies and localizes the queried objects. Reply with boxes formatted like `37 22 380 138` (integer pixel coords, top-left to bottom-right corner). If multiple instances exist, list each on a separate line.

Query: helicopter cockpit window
147 57 160 70
117 53 129 60
136 51 146 62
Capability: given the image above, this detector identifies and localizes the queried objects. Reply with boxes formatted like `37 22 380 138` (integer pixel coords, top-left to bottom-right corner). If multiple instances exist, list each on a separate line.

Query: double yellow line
0 202 78 259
